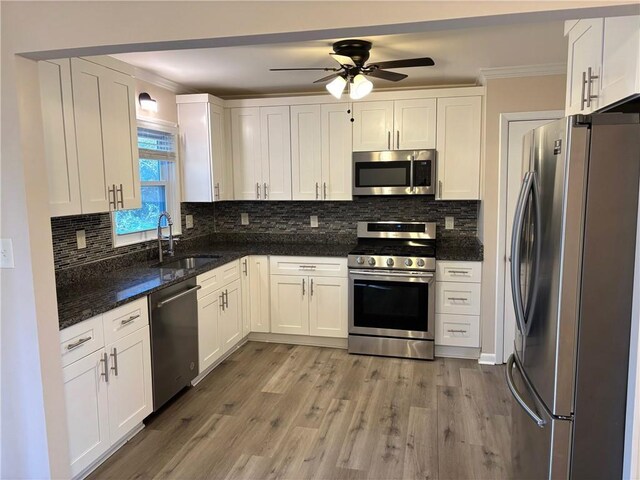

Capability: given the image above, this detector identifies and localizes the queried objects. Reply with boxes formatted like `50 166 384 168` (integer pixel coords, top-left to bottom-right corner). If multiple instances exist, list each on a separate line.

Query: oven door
349 269 435 340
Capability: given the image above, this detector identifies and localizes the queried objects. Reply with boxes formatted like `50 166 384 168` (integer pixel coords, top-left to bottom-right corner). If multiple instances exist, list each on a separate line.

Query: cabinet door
321 103 352 200
291 105 322 200
106 326 152 443
600 16 640 109
352 101 394 152
198 289 223 374
231 107 262 200
240 257 250 337
221 279 243 353
38 59 81 217
309 276 348 338
249 256 271 333
261 106 292 200
177 102 214 202
101 67 140 210
393 98 436 150
63 349 110 478
565 19 604 114
210 103 229 201
71 58 111 214
270 275 309 335
436 96 482 200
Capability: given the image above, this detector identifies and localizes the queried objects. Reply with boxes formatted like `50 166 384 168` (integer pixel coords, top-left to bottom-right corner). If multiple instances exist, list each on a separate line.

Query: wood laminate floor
90 342 514 480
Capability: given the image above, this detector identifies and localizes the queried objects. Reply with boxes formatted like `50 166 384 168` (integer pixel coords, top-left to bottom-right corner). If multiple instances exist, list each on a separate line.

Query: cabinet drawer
60 315 105 367
102 297 149 346
435 314 479 347
437 261 482 283
269 256 347 277
197 260 240 295
436 281 481 315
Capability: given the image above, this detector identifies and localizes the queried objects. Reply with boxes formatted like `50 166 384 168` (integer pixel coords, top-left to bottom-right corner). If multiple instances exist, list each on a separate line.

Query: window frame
112 118 182 248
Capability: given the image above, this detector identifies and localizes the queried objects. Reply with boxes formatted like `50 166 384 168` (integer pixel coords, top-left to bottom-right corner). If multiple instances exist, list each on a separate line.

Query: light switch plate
310 215 319 228
445 217 455 230
241 213 249 225
0 238 15 268
185 215 194 229
76 230 86 249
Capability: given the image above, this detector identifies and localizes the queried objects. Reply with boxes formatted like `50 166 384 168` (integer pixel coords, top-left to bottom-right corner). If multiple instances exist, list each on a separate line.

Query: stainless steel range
348 221 436 360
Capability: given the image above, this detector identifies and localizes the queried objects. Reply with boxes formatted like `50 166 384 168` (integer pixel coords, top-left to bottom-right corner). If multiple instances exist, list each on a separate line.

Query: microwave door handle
409 155 414 193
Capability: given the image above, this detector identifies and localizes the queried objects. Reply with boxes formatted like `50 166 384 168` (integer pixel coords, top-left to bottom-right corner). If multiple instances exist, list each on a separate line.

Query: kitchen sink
153 255 221 270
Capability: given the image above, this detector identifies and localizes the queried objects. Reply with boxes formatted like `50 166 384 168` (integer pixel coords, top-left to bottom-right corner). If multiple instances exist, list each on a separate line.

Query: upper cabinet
232 106 292 200
177 94 232 202
436 96 482 200
352 98 436 151
39 57 140 216
291 103 352 200
565 16 640 115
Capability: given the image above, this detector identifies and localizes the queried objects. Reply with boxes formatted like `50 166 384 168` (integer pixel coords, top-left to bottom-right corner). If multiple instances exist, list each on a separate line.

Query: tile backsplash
51 197 479 271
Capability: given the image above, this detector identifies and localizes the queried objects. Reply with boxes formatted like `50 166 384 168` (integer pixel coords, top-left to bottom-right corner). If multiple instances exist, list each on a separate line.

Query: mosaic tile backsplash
51 197 479 271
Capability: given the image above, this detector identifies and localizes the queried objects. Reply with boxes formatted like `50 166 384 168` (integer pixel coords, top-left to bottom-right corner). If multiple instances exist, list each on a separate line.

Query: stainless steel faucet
157 211 175 263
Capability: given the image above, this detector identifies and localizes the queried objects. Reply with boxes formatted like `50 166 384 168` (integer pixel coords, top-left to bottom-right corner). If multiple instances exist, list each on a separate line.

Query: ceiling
113 20 567 98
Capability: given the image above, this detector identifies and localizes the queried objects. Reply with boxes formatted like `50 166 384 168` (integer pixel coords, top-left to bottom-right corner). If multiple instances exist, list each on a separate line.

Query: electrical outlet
0 238 15 268
445 217 455 230
76 230 87 249
185 215 194 229
310 215 319 228
241 213 249 225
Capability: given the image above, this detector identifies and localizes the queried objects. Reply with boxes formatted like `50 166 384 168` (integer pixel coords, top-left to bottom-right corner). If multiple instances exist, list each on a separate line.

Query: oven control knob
386 258 394 267
356 256 365 265
417 258 426 267
368 257 376 266
404 258 413 267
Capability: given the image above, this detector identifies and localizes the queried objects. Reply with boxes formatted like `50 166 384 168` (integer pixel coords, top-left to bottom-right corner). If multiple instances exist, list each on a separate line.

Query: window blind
137 127 176 162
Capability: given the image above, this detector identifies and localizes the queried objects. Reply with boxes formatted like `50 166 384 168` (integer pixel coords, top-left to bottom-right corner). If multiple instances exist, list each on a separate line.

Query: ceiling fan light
326 76 347 99
349 74 373 100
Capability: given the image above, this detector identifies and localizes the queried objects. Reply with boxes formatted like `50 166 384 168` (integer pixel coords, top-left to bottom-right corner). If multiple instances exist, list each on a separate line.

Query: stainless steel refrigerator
507 113 640 479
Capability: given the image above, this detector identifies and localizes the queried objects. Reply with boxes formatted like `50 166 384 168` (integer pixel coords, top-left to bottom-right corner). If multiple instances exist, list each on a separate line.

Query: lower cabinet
270 275 310 335
220 279 242 352
309 276 348 338
198 287 223 373
240 255 270 334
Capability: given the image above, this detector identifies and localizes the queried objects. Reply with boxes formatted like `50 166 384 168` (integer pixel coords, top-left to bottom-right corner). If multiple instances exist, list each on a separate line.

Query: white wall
1 1 637 477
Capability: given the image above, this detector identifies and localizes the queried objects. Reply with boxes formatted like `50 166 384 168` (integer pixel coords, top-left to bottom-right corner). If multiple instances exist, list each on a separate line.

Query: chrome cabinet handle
215 183 220 200
110 348 119 376
448 270 470 275
299 265 317 271
447 329 468 334
396 130 400 149
220 293 225 311
581 71 587 111
121 314 139 326
315 182 319 200
448 297 469 302
387 131 391 150
256 182 261 200
310 279 314 297
409 155 415 193
108 185 117 210
586 66 598 108
323 182 327 200
117 183 124 209
66 336 91 350
224 290 229 309
101 352 109 382
302 278 306 296
242 259 248 276
157 285 202 308
506 355 546 428
438 180 443 199
264 183 268 199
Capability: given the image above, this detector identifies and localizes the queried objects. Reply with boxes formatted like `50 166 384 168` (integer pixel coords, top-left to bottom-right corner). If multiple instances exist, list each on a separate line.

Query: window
112 120 181 247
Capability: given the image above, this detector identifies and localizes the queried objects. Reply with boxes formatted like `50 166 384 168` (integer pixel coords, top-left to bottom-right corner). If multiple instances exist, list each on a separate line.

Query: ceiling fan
270 39 435 100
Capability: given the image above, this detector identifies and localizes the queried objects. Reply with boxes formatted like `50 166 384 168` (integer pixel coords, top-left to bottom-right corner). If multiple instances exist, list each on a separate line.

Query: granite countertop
436 237 484 262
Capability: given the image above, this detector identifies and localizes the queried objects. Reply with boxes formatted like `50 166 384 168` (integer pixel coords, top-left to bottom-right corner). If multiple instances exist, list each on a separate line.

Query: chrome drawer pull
66 336 91 350
299 265 317 270
448 297 469 302
121 314 140 326
110 348 119 376
448 270 470 275
447 329 468 334
101 352 109 382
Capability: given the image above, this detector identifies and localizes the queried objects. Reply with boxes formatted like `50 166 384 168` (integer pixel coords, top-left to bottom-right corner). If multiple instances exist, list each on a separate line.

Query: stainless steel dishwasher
149 278 200 411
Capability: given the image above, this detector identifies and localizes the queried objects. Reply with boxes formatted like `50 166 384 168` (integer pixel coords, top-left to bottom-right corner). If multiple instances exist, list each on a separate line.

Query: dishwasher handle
156 285 201 308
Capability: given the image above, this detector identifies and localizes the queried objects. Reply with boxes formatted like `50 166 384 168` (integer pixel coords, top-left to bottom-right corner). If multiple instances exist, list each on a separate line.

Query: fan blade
366 69 408 82
313 73 341 84
329 53 355 67
371 57 435 69
270 67 338 71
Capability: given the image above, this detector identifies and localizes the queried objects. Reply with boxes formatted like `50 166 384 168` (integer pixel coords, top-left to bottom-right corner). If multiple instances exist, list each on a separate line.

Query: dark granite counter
436 237 484 262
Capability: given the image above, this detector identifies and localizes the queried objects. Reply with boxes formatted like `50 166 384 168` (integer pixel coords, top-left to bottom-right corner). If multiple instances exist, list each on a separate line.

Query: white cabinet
352 99 436 151
565 19 604 114
269 256 348 338
240 257 251 337
197 287 223 373
220 279 242 353
60 297 152 478
231 106 292 200
436 96 482 200
177 95 231 202
435 261 482 348
246 256 271 333
291 103 352 201
600 16 640 109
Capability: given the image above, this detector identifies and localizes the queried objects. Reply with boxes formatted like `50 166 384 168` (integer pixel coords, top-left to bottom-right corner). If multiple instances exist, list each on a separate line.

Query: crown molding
478 63 566 84
132 66 199 94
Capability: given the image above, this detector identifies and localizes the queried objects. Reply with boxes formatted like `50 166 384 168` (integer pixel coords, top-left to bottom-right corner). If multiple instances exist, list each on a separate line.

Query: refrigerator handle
510 172 534 335
506 354 546 428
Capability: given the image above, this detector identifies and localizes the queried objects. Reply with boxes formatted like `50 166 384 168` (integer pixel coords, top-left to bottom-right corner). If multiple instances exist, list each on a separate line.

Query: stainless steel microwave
352 150 436 196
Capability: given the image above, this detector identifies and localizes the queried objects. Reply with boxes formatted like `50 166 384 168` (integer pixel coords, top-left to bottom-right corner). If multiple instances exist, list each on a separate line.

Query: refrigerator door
512 117 589 417
507 354 572 479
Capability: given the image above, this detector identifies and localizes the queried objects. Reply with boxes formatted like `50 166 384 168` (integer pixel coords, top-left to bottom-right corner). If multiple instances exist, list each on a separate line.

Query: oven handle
349 269 434 279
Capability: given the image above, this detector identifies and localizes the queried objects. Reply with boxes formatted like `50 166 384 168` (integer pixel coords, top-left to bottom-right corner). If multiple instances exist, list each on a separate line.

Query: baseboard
478 352 498 365
75 423 145 480
248 332 348 349
435 345 480 360
191 337 249 386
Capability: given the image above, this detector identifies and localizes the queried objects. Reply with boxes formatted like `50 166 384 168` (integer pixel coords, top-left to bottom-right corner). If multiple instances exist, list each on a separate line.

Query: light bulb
349 74 373 100
326 76 347 99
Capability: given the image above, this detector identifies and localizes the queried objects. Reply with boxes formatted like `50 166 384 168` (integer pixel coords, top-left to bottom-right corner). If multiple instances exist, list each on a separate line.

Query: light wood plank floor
90 342 514 480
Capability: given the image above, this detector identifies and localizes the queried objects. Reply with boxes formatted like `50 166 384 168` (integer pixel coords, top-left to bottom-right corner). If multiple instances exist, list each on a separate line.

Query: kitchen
1 1 640 478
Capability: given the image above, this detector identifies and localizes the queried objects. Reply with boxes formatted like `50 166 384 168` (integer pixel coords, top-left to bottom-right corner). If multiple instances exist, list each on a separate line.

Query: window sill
113 226 183 248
